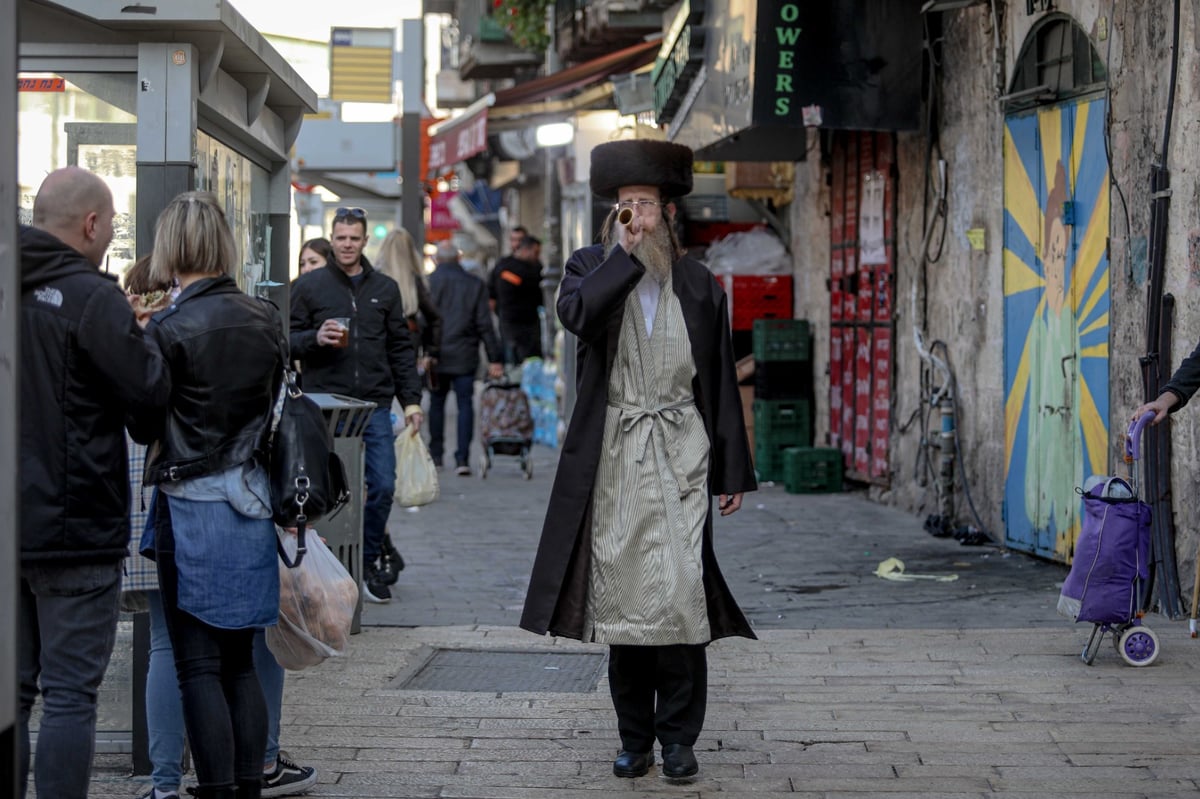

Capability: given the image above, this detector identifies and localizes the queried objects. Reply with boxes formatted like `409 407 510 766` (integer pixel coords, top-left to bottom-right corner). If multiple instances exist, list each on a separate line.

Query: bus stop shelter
15 0 318 769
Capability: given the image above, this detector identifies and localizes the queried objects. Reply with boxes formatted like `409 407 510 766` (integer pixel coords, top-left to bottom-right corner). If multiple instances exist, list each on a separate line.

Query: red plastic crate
726 274 793 331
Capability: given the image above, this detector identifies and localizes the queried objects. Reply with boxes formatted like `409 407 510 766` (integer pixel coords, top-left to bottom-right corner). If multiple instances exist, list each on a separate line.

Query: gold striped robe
583 275 712 645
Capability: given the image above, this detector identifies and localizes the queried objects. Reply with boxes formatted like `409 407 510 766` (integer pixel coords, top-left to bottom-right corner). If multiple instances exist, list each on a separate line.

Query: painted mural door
829 131 895 484
1002 95 1110 561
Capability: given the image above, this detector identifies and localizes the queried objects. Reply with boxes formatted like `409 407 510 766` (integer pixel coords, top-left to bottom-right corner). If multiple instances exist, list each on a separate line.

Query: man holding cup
289 207 424 604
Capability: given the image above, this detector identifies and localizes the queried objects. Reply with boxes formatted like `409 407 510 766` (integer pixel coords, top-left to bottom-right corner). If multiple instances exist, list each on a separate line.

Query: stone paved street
77 429 1200 798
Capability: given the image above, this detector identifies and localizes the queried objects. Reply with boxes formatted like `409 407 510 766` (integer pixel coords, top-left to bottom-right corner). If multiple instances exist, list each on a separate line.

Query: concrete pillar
401 19 423 253
135 41 198 256
0 0 18 789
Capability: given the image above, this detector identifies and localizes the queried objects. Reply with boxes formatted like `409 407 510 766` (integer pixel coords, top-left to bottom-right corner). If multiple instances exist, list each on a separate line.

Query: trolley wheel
480 448 491 479
521 445 533 480
1117 625 1160 667
1081 624 1104 665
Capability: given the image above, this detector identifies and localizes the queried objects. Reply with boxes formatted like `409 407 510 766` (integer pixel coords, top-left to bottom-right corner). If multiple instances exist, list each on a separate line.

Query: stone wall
786 1 1200 576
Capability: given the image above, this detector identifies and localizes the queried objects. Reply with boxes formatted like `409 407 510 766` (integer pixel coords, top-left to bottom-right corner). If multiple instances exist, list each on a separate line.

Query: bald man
19 166 170 799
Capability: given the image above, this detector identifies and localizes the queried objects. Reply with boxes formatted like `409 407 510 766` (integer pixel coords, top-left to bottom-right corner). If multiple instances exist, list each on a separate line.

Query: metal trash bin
306 392 376 633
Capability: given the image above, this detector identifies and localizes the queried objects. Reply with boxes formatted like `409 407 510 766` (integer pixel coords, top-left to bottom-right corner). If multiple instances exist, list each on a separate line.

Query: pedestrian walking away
427 240 504 476
289 207 424 604
520 138 757 782
488 233 544 365
18 166 171 799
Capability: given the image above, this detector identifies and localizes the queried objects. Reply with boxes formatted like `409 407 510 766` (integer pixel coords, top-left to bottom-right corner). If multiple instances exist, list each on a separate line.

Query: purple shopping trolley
1057 411 1159 666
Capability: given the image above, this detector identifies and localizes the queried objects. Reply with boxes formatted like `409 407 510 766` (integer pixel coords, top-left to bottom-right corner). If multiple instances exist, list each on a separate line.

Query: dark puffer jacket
143 275 284 485
20 225 170 564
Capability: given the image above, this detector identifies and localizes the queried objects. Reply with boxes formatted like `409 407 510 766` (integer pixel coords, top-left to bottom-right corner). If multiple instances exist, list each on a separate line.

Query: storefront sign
666 0 922 160
429 192 460 231
18 77 65 92
427 98 491 172
752 0 923 131
329 27 394 104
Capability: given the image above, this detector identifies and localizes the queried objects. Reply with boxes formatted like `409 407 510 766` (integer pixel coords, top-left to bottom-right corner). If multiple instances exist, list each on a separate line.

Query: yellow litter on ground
874 557 959 582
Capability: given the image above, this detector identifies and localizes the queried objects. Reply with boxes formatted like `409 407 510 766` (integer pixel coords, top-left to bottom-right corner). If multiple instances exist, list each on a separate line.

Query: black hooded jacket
20 225 171 564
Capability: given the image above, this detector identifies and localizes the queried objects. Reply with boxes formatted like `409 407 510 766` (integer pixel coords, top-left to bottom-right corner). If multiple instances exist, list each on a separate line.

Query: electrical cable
931 340 998 546
1099 0 1134 282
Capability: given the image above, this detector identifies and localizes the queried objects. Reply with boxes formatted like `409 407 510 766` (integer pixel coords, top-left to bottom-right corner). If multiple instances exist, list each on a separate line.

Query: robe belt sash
609 398 696 498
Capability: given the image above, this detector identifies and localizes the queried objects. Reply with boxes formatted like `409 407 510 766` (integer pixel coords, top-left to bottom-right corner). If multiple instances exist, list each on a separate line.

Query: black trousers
607 643 707 752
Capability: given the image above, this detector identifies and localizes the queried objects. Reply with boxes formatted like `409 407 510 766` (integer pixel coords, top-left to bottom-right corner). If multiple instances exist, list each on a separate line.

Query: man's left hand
406 410 423 433
487 362 504 380
718 492 743 516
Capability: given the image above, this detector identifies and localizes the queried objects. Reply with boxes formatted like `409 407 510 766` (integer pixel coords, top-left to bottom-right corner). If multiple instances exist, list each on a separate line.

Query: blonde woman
375 227 442 368
142 191 285 799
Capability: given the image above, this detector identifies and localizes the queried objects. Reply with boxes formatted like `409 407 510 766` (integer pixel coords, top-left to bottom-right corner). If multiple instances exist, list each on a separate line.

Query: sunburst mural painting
1003 96 1110 562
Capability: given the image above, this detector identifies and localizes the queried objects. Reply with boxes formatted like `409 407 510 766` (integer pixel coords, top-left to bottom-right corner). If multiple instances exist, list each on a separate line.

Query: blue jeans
361 406 397 565
146 590 187 791
429 373 475 467
18 560 123 799
143 595 285 789
155 498 266 792
253 629 284 766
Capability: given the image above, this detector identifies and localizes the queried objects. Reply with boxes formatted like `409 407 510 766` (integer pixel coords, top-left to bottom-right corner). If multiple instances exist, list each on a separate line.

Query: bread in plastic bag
394 426 439 507
266 528 358 670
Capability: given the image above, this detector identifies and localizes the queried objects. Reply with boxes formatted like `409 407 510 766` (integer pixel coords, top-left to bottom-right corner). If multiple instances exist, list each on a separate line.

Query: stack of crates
782 446 843 493
752 319 813 482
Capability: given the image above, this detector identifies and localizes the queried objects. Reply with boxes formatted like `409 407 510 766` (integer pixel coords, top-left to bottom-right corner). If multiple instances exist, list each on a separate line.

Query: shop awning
491 37 661 109
427 93 495 171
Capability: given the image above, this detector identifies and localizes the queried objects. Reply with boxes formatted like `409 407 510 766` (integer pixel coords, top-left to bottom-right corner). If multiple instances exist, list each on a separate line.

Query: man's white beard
608 222 673 285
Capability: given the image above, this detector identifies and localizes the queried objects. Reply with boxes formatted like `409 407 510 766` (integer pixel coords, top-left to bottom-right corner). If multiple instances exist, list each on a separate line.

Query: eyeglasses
334 207 366 220
613 199 664 214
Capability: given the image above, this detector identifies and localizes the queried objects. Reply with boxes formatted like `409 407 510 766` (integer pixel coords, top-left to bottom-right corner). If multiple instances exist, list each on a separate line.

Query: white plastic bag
394 427 439 507
704 228 791 275
266 529 358 671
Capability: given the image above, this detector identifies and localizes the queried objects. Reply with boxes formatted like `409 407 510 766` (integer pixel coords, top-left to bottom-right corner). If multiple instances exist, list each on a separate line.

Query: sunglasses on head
334 207 366 220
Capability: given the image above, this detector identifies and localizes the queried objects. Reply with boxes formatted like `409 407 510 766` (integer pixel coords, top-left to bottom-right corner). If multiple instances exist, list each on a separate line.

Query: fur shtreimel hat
589 139 694 199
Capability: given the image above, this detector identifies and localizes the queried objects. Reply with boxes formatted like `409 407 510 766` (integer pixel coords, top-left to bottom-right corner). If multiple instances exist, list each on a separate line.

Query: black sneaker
362 564 391 604
261 752 317 797
380 536 405 585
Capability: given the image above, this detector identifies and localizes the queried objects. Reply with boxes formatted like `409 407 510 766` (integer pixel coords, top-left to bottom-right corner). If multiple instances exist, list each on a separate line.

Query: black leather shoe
612 749 652 778
661 743 698 779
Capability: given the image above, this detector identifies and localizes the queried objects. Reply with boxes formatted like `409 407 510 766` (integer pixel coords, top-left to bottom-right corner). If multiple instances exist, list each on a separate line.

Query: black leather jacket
144 275 284 485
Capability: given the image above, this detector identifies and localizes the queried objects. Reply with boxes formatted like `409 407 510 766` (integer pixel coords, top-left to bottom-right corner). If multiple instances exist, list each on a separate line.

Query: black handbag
266 368 350 568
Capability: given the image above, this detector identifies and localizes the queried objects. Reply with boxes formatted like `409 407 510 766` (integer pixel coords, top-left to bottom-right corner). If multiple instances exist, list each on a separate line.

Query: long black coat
520 245 757 641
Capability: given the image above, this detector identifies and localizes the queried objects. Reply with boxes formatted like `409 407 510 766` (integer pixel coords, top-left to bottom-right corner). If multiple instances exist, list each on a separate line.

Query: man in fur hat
520 139 757 781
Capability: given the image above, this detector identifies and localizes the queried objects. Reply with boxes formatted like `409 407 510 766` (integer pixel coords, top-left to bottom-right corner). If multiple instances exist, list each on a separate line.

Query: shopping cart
478 380 534 480
1057 411 1158 666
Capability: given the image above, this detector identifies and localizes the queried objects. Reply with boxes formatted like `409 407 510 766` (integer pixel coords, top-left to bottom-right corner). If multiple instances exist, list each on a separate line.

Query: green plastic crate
754 440 792 482
783 447 844 493
753 319 811 362
753 399 811 443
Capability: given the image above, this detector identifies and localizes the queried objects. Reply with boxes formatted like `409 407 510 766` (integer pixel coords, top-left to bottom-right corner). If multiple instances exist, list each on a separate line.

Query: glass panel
18 73 138 282
19 72 140 739
196 129 272 295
